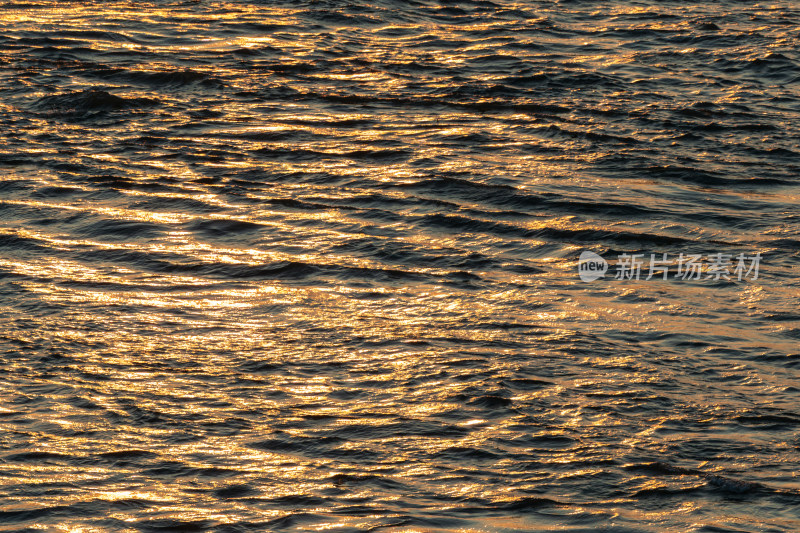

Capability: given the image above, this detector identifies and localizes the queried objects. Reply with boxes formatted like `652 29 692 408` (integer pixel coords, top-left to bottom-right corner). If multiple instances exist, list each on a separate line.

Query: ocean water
1 0 799 531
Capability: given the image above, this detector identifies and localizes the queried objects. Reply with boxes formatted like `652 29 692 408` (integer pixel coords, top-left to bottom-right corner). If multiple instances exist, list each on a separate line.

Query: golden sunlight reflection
1 1 799 532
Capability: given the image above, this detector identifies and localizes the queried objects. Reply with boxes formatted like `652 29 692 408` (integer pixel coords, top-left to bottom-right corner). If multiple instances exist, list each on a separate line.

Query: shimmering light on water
1 0 800 531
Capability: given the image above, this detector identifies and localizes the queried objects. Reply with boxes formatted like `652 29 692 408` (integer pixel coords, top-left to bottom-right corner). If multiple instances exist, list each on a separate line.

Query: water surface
1 1 799 531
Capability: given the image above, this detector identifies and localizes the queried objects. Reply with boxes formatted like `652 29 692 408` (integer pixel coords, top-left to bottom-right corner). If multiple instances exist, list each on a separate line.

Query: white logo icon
576 250 760 282
578 251 608 282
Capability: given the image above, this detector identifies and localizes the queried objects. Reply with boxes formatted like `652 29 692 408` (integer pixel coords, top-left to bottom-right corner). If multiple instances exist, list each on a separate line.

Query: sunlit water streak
1 0 799 531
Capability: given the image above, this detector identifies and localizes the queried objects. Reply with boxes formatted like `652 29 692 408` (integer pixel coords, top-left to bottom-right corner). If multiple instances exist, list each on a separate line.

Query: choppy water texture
1 0 799 531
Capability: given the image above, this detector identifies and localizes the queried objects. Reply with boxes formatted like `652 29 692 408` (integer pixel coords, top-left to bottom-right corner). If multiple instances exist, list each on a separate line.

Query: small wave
31 89 159 118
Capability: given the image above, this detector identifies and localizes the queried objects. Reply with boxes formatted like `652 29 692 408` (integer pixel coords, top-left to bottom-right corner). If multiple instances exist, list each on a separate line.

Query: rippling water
1 1 799 531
